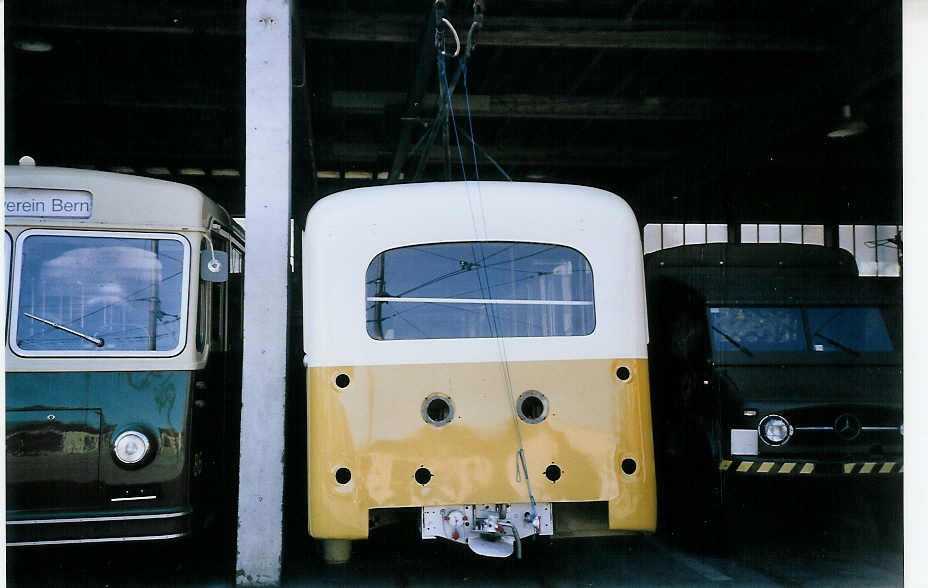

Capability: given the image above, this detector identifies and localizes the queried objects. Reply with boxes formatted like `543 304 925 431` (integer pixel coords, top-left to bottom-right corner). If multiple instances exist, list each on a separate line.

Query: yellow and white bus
302 181 655 562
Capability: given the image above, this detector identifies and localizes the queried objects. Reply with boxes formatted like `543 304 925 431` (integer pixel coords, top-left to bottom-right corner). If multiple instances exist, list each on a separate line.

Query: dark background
6 1 901 226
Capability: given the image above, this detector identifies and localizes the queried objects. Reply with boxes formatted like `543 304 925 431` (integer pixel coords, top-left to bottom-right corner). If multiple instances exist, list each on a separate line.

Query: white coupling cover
421 503 553 548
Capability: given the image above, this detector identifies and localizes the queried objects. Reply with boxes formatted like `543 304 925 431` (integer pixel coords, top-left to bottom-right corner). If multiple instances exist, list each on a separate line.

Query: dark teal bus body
6 371 194 543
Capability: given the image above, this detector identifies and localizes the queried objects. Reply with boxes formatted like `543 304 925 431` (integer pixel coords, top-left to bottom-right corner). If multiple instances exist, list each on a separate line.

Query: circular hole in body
334 373 350 388
415 467 432 485
517 390 549 424
621 458 637 475
616 366 631 381
545 464 561 482
422 394 454 427
335 467 352 484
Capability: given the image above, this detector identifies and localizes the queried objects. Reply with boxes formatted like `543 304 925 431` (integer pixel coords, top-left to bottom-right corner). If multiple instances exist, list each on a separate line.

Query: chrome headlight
758 414 793 446
113 430 151 465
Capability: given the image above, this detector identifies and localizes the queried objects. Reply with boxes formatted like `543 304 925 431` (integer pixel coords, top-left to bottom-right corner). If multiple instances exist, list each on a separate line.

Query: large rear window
366 242 594 340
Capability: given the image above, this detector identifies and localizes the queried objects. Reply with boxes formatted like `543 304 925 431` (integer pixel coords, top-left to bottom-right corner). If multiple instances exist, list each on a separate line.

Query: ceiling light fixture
13 40 53 53
827 104 869 139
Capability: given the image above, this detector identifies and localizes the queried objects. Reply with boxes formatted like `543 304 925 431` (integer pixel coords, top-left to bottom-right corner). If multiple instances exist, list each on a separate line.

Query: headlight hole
335 467 352 485
545 464 561 482
414 467 432 485
334 373 351 389
423 394 454 427
616 366 632 381
517 390 549 424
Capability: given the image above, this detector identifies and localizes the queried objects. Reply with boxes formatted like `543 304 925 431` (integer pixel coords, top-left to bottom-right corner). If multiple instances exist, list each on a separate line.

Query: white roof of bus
303 181 649 365
4 165 239 235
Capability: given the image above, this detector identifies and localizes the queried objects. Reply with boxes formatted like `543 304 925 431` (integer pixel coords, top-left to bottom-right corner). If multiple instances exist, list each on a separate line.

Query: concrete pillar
236 0 291 585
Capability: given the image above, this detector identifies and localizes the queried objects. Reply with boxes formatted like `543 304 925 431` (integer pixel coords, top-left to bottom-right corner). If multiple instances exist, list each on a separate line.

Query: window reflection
708 307 805 352
16 234 187 352
366 242 595 340
807 307 893 352
708 306 894 353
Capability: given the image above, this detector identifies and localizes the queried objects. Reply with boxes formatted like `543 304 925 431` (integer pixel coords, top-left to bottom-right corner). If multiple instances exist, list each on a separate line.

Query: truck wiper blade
23 312 105 347
813 331 859 356
711 325 753 356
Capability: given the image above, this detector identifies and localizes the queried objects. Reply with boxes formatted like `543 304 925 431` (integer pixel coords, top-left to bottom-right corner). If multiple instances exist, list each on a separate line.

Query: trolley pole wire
434 1 539 525
411 3 482 181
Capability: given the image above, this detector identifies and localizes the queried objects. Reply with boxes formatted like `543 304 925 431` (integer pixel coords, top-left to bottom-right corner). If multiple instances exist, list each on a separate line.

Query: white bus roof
5 166 240 237
303 181 648 366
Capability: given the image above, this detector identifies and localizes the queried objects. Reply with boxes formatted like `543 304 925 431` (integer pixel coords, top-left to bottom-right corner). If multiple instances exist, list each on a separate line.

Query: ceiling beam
330 91 724 120
304 12 829 52
320 139 664 168
386 6 439 182
7 5 241 36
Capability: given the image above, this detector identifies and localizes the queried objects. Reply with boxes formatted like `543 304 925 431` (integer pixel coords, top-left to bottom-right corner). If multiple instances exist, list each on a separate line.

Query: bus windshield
708 306 894 354
15 233 188 353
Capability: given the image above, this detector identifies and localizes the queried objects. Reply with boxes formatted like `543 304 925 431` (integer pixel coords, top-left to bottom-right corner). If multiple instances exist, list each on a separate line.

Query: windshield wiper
712 325 754 357
711 326 753 356
23 313 105 347
813 331 859 356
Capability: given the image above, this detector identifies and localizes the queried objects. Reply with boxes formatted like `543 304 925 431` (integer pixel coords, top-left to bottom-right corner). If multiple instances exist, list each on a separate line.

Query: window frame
10 228 192 358
4 231 12 345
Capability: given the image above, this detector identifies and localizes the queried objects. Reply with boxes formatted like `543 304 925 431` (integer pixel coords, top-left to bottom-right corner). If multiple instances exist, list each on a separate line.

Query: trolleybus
302 182 656 562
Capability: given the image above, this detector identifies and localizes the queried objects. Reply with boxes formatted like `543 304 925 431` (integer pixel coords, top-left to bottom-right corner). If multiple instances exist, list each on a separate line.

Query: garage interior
5 1 904 586
7 1 901 223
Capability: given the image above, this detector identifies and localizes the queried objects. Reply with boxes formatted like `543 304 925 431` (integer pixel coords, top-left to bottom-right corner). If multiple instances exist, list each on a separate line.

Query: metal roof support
236 0 291 585
386 6 440 182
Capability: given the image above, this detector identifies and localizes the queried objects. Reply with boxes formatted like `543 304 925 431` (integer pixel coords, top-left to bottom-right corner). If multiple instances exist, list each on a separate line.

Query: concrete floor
7 477 903 587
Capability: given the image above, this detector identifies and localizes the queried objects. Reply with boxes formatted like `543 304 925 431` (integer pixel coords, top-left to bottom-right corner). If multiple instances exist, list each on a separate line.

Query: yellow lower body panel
307 358 656 539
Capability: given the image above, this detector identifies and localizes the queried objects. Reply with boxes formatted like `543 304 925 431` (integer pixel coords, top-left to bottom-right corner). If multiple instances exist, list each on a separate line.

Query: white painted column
237 0 291 585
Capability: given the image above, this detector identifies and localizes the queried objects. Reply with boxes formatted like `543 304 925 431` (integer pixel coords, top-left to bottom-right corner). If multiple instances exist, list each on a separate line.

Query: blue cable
463 63 480 182
438 56 468 182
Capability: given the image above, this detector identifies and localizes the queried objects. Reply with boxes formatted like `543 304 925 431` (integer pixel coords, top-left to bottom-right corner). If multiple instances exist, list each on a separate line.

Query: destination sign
5 188 93 218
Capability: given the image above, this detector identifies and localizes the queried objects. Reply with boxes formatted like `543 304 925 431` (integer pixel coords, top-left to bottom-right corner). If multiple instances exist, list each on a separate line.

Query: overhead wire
437 4 539 524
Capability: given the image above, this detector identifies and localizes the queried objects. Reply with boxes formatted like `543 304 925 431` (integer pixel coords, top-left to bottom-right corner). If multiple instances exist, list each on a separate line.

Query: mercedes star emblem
834 413 862 441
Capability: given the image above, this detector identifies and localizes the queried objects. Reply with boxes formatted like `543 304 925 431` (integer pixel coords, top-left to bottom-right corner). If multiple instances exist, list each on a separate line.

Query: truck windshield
708 307 805 352
806 307 893 352
708 306 894 353
15 233 188 353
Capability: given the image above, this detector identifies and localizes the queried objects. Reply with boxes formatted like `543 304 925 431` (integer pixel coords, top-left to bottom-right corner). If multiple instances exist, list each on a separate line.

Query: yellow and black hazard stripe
840 461 903 475
718 459 903 476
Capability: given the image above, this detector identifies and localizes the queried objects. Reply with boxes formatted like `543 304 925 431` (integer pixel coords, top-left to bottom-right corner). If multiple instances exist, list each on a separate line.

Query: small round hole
335 373 350 388
422 395 454 427
545 464 561 482
427 399 449 422
414 467 432 485
616 366 631 381
521 397 544 419
621 458 637 475
335 467 351 484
